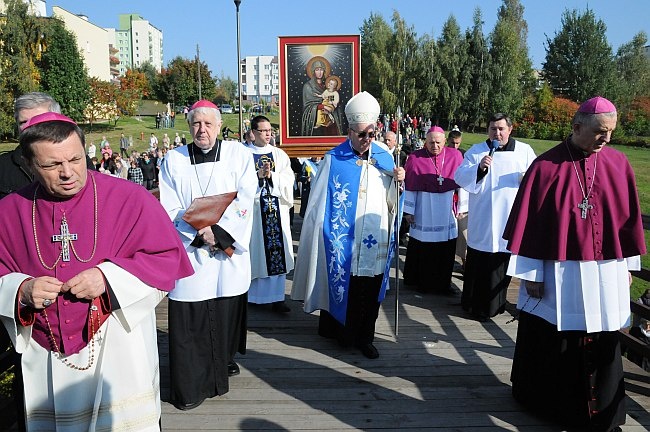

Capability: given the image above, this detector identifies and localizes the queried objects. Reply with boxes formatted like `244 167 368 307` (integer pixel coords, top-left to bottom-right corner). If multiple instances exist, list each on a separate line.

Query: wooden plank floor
156 211 650 431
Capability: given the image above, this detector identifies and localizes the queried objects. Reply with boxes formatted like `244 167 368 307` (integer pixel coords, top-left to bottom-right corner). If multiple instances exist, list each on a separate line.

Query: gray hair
14 92 61 124
187 107 221 125
572 110 617 127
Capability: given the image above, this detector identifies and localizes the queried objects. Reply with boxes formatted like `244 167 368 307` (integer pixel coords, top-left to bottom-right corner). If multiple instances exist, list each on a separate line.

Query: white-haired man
292 92 405 359
503 96 646 431
159 100 258 410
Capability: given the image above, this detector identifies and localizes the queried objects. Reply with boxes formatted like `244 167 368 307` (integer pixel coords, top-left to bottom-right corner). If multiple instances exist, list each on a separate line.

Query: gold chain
42 304 101 371
32 173 98 270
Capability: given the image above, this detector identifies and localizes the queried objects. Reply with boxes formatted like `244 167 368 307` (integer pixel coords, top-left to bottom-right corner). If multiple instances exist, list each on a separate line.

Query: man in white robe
454 113 536 321
0 112 193 431
291 92 405 359
159 100 257 409
245 115 294 313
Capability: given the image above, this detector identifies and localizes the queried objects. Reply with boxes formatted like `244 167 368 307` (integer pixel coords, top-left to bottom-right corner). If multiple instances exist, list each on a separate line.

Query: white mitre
345 91 380 124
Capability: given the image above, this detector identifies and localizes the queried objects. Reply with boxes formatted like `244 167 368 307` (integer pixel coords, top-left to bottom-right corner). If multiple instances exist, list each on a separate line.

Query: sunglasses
349 127 376 139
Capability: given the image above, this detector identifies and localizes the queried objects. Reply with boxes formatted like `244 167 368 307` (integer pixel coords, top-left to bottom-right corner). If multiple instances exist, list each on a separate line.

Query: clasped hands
20 267 106 309
257 161 271 179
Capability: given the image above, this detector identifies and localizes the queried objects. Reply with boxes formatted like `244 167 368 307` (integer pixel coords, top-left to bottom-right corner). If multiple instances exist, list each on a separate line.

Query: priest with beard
0 112 193 431
503 96 646 432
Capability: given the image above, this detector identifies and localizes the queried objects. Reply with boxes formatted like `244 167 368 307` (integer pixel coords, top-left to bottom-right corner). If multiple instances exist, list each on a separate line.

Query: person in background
447 130 468 270
403 126 463 295
299 156 321 218
454 113 536 322
291 92 405 359
127 159 144 186
503 96 646 432
245 115 295 314
159 100 257 410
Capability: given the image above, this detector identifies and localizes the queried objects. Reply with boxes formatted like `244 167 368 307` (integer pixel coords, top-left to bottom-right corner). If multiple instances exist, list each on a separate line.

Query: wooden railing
622 215 650 367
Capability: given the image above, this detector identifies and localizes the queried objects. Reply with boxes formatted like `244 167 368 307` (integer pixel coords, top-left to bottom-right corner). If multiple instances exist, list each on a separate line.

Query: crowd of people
0 91 646 432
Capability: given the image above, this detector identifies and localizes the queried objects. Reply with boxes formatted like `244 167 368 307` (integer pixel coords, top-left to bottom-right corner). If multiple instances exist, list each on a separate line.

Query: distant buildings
109 14 163 75
52 7 113 81
241 55 279 105
1 1 163 81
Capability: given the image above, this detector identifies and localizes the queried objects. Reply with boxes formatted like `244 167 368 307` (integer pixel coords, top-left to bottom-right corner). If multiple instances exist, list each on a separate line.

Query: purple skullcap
577 96 616 114
428 126 445 134
190 100 219 111
22 112 76 131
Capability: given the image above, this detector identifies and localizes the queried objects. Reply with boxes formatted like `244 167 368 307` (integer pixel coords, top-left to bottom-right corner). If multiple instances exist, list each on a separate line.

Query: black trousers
318 274 382 347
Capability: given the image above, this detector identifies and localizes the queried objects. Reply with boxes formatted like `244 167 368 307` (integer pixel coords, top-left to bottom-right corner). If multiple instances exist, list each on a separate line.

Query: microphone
489 139 500 157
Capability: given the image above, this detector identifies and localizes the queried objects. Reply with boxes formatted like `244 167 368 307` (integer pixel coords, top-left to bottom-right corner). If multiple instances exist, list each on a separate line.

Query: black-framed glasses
349 127 376 139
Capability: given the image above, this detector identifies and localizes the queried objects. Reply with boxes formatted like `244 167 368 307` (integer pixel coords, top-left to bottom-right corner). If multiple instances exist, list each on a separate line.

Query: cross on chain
363 234 378 249
51 215 78 262
577 197 593 219
437 175 444 186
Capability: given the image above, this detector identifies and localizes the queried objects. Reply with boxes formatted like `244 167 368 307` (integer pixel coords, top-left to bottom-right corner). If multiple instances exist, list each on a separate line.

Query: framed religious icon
278 35 360 157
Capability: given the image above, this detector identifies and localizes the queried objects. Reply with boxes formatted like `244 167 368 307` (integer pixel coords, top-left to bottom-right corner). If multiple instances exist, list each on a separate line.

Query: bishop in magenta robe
0 112 193 431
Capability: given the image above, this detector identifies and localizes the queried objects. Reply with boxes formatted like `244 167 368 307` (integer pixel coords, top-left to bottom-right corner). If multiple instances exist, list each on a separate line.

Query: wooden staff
394 107 402 336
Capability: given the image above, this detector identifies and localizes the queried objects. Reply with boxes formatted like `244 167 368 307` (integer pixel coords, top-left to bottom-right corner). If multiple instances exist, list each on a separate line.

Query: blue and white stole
323 140 400 324
303 159 319 179
252 151 287 276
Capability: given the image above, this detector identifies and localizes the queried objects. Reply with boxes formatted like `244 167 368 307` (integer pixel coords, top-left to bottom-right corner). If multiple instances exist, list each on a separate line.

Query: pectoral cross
51 215 78 262
437 175 444 186
577 197 593 219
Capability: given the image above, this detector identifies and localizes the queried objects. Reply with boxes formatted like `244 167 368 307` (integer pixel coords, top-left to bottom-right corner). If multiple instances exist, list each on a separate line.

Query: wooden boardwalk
156 213 650 432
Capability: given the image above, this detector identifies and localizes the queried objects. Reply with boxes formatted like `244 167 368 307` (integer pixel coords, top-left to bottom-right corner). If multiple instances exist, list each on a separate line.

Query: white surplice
159 141 257 301
507 255 641 332
454 140 536 253
403 189 457 243
0 262 166 432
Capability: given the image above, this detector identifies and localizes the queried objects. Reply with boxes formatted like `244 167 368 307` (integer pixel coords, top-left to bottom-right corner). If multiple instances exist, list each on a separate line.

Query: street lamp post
234 0 243 137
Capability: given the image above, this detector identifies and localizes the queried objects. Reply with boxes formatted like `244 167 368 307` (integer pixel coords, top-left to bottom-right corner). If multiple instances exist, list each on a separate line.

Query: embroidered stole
323 141 398 324
252 152 287 276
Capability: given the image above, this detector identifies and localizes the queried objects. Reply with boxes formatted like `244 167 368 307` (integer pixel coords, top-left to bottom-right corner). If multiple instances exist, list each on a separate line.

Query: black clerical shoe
357 343 379 359
271 301 291 313
174 398 205 411
228 361 240 377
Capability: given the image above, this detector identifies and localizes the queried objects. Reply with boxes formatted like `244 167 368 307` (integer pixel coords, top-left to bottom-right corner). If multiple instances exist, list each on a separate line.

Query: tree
84 77 120 129
134 62 159 97
38 18 90 121
119 68 149 115
436 15 470 129
487 0 534 118
214 74 237 105
542 8 617 102
0 0 42 137
390 11 419 116
414 34 441 119
360 13 398 112
615 32 650 113
155 57 217 107
463 7 491 131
